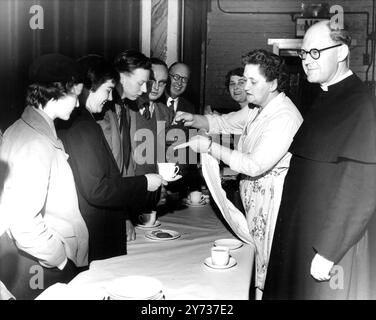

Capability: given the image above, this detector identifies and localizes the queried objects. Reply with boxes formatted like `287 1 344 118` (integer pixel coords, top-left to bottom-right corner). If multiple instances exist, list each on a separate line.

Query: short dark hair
113 49 151 74
225 67 244 88
241 49 288 92
150 57 168 69
26 81 75 109
27 53 80 109
77 55 119 91
78 57 119 106
149 58 168 83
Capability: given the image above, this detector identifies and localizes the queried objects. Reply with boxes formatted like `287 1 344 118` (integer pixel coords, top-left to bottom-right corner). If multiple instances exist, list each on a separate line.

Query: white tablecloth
37 204 254 300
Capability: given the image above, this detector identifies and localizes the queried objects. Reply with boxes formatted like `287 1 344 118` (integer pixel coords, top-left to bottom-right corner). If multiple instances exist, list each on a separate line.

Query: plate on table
106 276 164 300
145 229 181 241
165 175 182 182
136 220 161 229
214 238 243 250
204 257 237 270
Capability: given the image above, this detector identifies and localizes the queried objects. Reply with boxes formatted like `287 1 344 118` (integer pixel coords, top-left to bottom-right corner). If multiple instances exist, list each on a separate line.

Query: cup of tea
157 163 179 181
139 211 157 226
211 246 230 266
188 191 205 204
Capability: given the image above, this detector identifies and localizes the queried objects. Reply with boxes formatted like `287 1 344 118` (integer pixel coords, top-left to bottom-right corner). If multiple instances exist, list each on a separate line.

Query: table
37 203 254 300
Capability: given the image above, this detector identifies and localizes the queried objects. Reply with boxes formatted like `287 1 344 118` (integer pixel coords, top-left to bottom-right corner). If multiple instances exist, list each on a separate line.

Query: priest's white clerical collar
320 70 353 91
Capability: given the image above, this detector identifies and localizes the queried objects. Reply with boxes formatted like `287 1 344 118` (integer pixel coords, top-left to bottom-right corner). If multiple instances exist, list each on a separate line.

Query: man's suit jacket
98 100 172 176
161 94 198 166
161 93 196 115
129 101 172 174
175 96 196 114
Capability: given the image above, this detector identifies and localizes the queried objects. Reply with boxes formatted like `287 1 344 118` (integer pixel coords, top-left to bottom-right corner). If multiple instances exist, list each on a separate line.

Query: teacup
139 211 157 226
188 191 205 204
211 246 230 266
157 163 179 181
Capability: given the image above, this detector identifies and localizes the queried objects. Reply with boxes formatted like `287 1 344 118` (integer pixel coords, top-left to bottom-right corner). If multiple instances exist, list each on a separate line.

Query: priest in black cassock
263 20 376 299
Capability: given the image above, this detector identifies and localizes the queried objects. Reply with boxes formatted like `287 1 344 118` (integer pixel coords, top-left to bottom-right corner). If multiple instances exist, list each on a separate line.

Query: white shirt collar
139 101 155 116
321 70 353 91
167 97 178 112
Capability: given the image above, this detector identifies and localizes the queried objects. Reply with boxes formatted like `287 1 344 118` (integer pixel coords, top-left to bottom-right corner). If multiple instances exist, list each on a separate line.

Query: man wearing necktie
164 62 195 115
97 51 166 241
127 58 172 216
163 62 202 197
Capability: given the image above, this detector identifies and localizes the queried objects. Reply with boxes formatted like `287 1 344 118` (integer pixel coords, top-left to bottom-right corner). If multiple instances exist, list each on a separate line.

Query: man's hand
125 219 136 242
174 111 194 126
145 174 167 192
310 253 334 281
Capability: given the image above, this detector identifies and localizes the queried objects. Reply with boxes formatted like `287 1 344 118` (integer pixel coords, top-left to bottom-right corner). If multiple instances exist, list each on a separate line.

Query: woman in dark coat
59 60 165 262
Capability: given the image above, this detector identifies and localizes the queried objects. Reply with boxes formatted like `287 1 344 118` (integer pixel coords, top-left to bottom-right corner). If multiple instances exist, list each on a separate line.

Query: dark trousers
0 232 78 300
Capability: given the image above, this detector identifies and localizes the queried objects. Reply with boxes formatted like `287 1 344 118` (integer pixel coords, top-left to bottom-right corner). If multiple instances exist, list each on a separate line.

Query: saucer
204 257 237 269
183 199 208 207
214 238 243 250
136 220 161 229
106 276 163 300
145 229 181 241
165 175 182 182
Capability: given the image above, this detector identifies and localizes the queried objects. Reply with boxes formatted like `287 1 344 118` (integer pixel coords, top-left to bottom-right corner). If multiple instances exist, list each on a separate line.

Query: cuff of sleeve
229 150 242 172
313 245 339 264
57 257 68 270
205 115 216 134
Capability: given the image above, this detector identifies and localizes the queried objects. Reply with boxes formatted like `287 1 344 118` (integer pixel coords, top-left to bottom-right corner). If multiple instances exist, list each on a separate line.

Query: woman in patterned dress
174 49 303 298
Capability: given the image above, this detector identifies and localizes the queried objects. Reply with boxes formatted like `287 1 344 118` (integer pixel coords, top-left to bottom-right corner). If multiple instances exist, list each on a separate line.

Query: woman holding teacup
59 58 166 262
174 49 303 298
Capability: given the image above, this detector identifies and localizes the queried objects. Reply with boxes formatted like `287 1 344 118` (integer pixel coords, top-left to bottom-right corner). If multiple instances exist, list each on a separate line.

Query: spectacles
298 43 342 60
169 73 189 83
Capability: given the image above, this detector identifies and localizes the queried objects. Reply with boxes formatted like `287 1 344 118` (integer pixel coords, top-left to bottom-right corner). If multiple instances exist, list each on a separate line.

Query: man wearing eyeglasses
264 20 376 300
118 58 173 227
164 62 195 115
130 58 172 176
163 62 203 198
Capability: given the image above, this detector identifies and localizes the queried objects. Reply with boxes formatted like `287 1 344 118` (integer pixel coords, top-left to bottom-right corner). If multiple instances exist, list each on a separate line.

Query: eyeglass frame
297 43 343 60
169 73 189 83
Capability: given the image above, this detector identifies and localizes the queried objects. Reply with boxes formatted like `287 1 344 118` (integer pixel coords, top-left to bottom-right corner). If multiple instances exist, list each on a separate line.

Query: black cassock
263 74 376 299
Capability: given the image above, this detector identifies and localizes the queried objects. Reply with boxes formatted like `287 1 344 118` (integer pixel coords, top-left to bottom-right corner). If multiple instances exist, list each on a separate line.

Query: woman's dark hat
29 53 82 83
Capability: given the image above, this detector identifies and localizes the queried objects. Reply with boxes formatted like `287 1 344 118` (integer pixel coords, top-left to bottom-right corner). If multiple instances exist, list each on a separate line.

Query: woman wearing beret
0 54 88 299
59 58 166 262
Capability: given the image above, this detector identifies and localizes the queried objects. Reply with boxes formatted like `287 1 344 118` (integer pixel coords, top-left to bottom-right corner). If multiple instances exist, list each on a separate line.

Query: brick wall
205 0 375 110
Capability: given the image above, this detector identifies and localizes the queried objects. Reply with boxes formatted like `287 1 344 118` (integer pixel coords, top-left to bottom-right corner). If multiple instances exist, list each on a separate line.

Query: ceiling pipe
217 0 372 82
